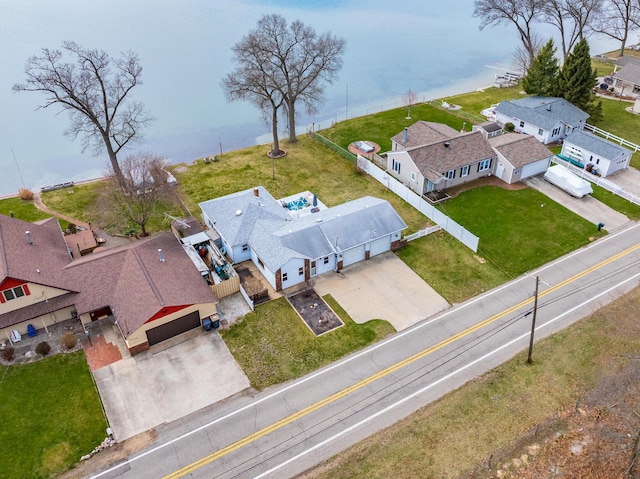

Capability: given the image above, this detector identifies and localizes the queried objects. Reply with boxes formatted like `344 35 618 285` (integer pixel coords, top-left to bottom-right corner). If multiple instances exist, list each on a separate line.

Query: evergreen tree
559 38 598 115
521 39 560 96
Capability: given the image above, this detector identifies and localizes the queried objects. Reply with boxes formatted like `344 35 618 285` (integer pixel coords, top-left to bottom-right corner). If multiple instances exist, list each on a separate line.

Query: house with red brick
0 214 218 355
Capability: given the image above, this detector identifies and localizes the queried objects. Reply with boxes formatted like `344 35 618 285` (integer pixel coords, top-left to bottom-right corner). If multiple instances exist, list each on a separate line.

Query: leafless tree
13 41 152 184
474 0 546 68
403 89 418 119
222 31 286 157
543 0 603 60
224 14 345 147
511 31 546 72
590 0 640 56
108 153 170 237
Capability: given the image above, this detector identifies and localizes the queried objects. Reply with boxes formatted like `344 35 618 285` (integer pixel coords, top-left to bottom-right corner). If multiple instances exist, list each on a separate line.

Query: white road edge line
253 271 640 479
89 224 640 479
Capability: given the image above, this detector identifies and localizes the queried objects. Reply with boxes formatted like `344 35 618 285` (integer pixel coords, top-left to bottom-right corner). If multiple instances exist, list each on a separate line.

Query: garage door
146 310 201 346
369 236 391 257
522 160 549 179
342 244 366 267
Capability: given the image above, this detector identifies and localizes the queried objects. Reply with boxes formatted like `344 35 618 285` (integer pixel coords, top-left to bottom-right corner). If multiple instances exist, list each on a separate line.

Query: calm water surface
0 0 616 196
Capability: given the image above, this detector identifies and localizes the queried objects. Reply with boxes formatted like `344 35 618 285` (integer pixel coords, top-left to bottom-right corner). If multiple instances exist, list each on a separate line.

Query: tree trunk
140 222 148 237
287 100 297 143
104 138 124 186
271 106 281 156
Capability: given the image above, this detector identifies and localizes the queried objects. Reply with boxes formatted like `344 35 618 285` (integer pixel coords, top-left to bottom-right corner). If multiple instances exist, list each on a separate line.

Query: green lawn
592 184 640 220
591 98 640 169
436 186 605 277
440 85 526 119
220 296 395 390
0 352 107 479
173 135 427 233
0 197 52 222
319 104 467 152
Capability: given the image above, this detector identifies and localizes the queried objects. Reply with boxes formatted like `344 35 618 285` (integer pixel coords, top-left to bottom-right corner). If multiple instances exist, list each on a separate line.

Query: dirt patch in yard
287 289 343 336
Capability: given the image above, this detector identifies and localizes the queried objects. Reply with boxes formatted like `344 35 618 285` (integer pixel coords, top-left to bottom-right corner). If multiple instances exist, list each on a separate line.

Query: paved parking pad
93 329 250 441
312 252 450 331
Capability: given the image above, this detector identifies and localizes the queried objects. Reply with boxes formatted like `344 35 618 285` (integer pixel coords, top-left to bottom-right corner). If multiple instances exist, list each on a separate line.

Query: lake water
0 0 618 197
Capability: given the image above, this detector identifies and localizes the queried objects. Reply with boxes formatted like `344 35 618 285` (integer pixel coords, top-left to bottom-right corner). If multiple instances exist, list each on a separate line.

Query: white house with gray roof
560 130 632 177
494 97 589 145
611 56 640 97
199 188 407 292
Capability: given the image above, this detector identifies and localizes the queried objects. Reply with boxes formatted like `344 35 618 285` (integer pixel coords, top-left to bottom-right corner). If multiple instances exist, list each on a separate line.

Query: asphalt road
89 222 640 479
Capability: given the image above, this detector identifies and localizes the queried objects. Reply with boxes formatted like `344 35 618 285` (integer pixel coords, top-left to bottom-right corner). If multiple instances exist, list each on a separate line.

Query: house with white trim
494 96 589 145
199 187 407 292
561 130 632 177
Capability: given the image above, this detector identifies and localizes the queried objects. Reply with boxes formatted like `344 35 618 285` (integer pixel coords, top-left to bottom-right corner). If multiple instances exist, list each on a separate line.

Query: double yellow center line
164 242 640 478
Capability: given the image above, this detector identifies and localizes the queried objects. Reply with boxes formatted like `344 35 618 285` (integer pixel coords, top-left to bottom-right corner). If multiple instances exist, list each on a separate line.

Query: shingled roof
495 96 589 130
65 233 216 338
564 130 631 159
405 131 496 182
612 63 640 87
0 213 216 336
391 121 459 149
488 133 554 167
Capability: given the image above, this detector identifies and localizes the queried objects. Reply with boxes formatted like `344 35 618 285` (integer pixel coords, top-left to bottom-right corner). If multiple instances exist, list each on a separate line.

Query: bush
2 347 15 362
503 122 515 133
18 188 34 201
60 332 77 351
35 341 51 356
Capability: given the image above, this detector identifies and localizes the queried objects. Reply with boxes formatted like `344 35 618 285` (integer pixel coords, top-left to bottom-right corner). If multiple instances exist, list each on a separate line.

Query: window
323 256 329 265
445 170 455 180
461 165 469 177
282 272 288 282
514 169 521 175
2 286 26 302
410 172 416 181
519 120 525 128
538 128 543 136
257 257 264 269
298 266 304 276
552 127 561 137
596 159 600 164
477 159 492 172
392 159 401 174
241 244 249 252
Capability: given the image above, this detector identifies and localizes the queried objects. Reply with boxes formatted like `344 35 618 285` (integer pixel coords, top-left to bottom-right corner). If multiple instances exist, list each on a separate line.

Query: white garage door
370 236 391 257
342 245 366 267
522 160 549 179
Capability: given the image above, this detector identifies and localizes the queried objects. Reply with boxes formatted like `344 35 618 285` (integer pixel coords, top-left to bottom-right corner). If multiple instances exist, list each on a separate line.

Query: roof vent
26 230 33 245
546 104 551 111
403 127 408 143
235 209 242 216
444 142 450 148
158 249 165 263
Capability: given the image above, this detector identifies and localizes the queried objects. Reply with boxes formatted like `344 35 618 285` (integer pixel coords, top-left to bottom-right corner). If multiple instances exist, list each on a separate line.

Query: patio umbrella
313 194 318 207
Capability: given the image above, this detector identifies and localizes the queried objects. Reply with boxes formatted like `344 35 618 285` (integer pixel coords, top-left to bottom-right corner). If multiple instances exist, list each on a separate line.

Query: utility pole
527 276 539 364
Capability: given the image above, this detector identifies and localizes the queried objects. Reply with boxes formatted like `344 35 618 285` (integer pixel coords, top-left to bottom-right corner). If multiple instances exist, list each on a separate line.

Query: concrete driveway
311 251 449 331
525 175 632 232
93 327 250 441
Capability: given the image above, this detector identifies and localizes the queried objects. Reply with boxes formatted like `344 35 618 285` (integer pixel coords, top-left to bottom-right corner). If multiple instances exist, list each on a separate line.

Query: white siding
522 159 550 179
369 235 391 257
280 258 306 289
342 245 366 267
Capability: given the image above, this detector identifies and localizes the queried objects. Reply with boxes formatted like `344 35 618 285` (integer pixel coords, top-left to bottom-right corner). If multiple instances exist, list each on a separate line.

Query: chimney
546 104 551 111
444 142 450 148
403 127 408 143
26 230 33 245
158 249 165 262
253 187 260 197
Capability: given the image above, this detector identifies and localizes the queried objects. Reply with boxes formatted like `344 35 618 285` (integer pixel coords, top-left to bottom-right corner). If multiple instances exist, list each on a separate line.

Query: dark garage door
146 310 201 346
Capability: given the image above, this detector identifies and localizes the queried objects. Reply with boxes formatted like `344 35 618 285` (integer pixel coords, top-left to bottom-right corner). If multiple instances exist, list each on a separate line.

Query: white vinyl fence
553 156 640 206
239 284 254 311
359 155 480 252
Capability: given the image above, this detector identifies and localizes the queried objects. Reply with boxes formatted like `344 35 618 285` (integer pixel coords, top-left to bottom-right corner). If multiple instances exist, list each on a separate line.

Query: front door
496 162 504 180
310 260 317 276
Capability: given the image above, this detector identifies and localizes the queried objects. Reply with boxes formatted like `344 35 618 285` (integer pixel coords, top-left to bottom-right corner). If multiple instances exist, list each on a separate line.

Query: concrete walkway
312 252 450 331
525 175 632 232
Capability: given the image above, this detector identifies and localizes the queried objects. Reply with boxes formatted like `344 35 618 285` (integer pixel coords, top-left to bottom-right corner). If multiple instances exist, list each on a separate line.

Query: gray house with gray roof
561 130 632 177
611 56 640 97
200 188 406 292
494 97 589 144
